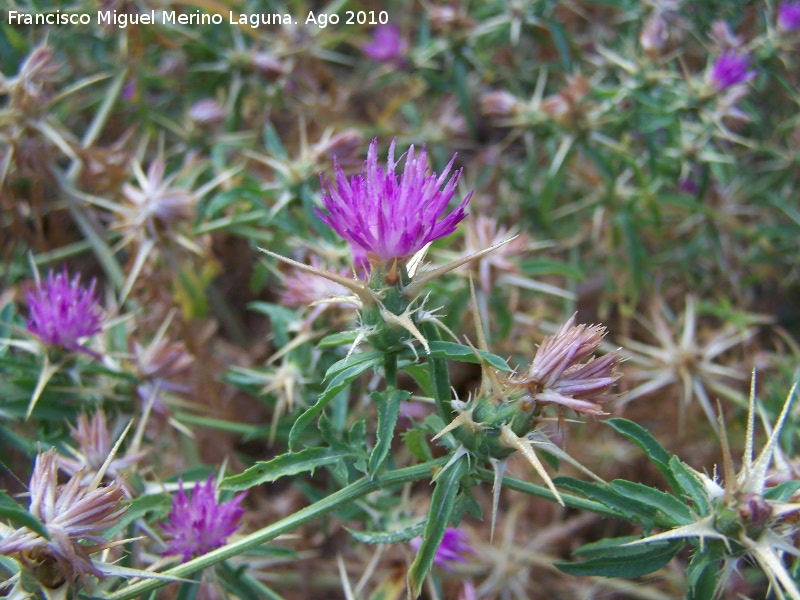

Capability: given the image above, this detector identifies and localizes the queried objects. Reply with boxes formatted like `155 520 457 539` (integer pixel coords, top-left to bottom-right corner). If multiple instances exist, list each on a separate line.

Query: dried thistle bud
1 45 63 112
57 410 146 486
249 52 288 80
309 129 364 167
120 159 197 237
511 316 620 416
0 449 127 583
540 75 591 126
427 5 475 33
480 91 522 119
188 98 227 126
640 12 669 57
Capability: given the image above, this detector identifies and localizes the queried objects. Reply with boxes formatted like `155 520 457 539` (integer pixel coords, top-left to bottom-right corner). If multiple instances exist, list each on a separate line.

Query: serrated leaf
346 521 425 544
289 354 381 448
427 341 511 372
555 538 682 578
686 546 720 599
368 389 409 477
609 480 694 526
221 447 360 491
407 455 468 598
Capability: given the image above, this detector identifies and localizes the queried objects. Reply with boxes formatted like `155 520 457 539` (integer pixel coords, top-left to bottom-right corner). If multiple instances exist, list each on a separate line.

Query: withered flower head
120 159 197 237
511 316 620 416
0 449 127 584
57 410 146 486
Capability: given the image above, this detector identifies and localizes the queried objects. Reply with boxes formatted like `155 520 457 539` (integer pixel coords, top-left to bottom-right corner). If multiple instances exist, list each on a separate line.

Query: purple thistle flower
779 1 800 32
362 25 409 66
162 475 246 562
410 527 474 572
25 268 104 354
709 53 756 91
315 138 472 265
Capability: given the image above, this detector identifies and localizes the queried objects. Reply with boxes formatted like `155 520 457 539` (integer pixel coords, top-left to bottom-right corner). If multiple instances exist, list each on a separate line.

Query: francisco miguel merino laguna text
6 9 387 28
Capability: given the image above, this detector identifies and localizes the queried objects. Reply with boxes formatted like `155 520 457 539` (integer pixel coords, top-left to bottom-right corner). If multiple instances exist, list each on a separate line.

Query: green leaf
217 560 286 600
403 428 434 462
605 418 680 491
555 536 682 578
764 480 800 502
368 389 409 477
686 546 721 599
346 521 425 544
324 350 383 381
317 331 359 349
668 456 710 515
554 477 655 524
289 353 382 448
221 447 360 491
263 122 287 158
427 341 511 372
609 480 694 526
0 491 50 540
404 363 434 398
407 455 468 598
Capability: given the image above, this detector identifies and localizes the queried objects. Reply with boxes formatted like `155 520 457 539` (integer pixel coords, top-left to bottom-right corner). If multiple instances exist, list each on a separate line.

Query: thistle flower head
511 316 621 416
362 24 409 66
410 527 474 572
779 1 800 32
129 313 195 413
708 53 756 91
25 268 104 355
162 475 246 562
315 138 472 267
120 158 197 237
0 449 127 584
57 410 146 486
187 98 227 126
0 44 62 112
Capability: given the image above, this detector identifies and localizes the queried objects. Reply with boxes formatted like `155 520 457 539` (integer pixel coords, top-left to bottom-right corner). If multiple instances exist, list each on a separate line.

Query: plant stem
106 457 449 600
384 352 398 389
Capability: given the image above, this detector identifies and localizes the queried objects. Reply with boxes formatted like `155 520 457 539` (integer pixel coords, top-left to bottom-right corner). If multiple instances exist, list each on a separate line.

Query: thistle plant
2 2 800 599
161 475 247 563
24 268 104 357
